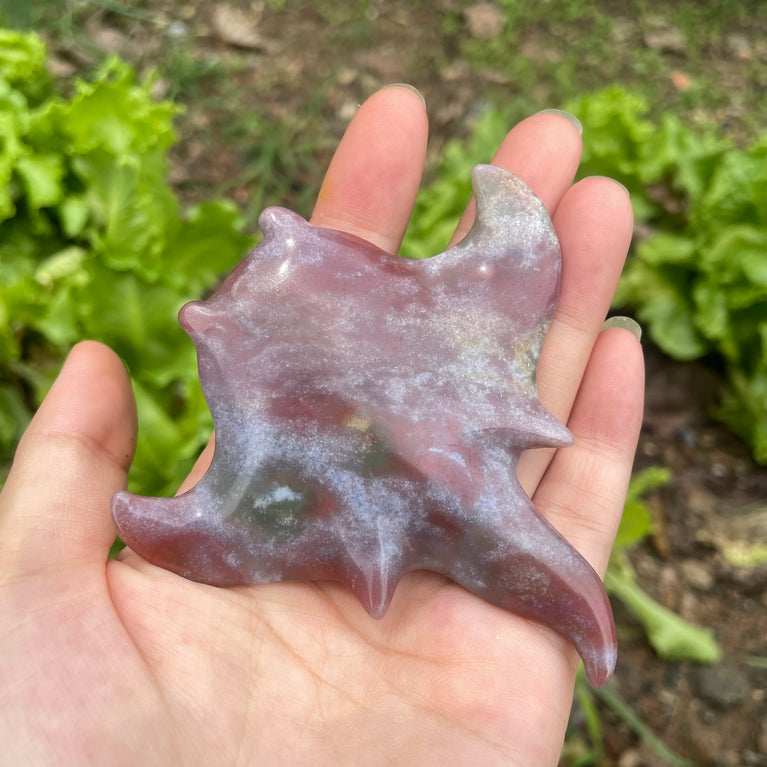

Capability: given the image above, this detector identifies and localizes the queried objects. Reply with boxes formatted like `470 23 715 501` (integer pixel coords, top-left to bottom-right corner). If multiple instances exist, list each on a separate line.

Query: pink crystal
112 164 617 687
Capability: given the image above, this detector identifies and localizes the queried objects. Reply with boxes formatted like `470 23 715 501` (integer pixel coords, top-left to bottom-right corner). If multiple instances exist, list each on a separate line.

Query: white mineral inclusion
252 485 303 508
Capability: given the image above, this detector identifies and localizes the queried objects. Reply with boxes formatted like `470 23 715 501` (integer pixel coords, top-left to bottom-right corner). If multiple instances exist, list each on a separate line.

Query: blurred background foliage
1 0 765 493
0 32 254 494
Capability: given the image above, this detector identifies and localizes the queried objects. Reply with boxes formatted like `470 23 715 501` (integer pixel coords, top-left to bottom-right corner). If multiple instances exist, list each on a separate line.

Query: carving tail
441 493 617 688
111 488 260 586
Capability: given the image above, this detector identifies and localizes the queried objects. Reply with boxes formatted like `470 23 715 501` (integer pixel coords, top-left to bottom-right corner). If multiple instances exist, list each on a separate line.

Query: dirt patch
611 348 767 766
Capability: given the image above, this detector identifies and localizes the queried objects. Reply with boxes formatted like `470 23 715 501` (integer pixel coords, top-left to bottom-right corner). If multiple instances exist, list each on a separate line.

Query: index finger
450 109 583 245
310 84 428 254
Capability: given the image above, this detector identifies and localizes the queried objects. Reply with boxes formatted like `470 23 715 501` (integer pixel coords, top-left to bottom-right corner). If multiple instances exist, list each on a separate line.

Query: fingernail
384 83 426 107
587 175 631 197
536 108 582 135
602 316 642 341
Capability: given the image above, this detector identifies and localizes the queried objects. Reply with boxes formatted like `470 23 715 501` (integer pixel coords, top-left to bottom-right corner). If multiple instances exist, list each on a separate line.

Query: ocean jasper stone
112 164 617 687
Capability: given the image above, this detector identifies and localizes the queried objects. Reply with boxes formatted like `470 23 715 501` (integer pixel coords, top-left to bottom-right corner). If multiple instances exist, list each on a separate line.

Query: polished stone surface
112 165 617 687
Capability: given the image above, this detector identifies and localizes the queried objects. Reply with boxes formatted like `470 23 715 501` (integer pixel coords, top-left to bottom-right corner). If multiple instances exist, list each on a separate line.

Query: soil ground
34 2 767 764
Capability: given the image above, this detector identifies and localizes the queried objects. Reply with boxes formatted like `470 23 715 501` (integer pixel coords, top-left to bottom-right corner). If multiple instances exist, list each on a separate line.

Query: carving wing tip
258 205 307 235
470 164 548 220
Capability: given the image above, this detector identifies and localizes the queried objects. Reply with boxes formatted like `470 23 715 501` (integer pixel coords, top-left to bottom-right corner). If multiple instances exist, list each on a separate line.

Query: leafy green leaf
613 466 670 551
0 28 49 102
646 113 730 203
79 266 192 383
717 368 767 464
633 286 707 361
164 200 255 293
607 467 721 667
129 378 211 496
633 232 696 266
15 153 63 208
573 86 767 462
58 195 89 238
0 78 31 222
73 151 179 277
606 566 721 664
0 29 255 495
624 466 672 500
55 58 178 158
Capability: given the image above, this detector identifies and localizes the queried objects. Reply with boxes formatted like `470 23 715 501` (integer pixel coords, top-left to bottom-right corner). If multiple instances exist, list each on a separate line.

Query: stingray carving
112 164 617 687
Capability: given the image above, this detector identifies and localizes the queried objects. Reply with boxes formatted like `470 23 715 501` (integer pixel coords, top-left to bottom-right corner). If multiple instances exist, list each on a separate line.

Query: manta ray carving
112 164 617 687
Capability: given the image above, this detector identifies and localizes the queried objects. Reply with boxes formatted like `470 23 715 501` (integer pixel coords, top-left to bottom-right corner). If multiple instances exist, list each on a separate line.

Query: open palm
0 86 643 767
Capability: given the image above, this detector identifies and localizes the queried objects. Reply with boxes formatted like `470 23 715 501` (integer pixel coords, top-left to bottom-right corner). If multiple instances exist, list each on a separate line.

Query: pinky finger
532 326 645 576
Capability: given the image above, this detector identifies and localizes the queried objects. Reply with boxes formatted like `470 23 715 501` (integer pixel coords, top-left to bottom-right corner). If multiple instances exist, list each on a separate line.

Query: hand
0 85 643 767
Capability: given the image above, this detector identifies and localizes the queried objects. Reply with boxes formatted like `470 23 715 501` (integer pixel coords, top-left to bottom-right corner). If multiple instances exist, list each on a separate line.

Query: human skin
0 85 643 767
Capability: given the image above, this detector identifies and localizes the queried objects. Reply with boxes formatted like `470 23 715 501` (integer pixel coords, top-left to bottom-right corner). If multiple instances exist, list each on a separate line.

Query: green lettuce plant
606 467 720 664
0 30 255 494
570 86 767 463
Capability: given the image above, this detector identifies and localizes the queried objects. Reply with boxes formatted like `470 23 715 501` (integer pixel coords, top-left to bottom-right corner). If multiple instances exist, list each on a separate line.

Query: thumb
0 341 136 577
